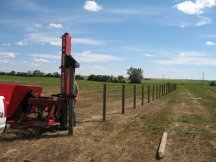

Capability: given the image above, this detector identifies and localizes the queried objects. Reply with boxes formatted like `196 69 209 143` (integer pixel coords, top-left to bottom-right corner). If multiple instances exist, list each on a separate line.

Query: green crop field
0 75 216 161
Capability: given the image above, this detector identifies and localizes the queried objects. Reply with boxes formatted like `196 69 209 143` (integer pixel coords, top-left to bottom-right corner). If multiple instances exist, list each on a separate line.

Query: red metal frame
61 33 72 96
0 84 42 117
0 32 77 128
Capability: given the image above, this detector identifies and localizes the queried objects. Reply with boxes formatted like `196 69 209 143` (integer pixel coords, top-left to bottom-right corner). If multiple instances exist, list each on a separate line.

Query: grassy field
0 75 216 162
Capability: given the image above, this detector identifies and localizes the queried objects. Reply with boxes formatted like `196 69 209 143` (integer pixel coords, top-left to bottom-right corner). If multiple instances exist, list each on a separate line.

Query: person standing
73 81 79 126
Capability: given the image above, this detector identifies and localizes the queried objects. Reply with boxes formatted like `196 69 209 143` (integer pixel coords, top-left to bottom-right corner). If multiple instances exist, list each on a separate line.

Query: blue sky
0 0 216 80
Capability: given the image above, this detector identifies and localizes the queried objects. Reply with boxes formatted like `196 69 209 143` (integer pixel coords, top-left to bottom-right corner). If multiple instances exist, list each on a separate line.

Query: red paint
61 33 72 95
0 84 42 117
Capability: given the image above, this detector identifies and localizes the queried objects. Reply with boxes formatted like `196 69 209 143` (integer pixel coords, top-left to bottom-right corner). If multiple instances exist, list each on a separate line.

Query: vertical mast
61 33 71 95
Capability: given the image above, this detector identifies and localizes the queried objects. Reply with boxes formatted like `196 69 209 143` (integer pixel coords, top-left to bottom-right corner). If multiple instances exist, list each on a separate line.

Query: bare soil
0 85 216 162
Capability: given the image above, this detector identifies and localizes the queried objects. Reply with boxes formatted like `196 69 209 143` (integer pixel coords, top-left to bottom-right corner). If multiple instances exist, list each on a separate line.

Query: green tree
33 70 45 77
9 70 16 76
118 75 125 83
127 67 143 83
209 81 215 86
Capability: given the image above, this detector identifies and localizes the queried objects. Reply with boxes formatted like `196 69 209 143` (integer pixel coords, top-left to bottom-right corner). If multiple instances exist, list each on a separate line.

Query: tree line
87 74 126 83
0 67 144 84
0 70 60 78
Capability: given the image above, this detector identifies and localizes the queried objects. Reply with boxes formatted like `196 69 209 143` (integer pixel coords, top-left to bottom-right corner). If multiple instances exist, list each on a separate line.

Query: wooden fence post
165 84 167 95
156 85 158 99
167 83 169 94
103 84 107 121
148 85 150 103
134 85 136 109
166 83 168 95
67 68 75 136
122 84 125 114
162 84 164 96
165 84 166 95
142 85 144 106
152 85 155 101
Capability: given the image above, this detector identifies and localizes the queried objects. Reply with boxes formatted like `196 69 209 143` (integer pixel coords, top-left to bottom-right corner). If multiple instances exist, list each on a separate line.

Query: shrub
127 67 143 84
75 75 84 80
209 81 215 86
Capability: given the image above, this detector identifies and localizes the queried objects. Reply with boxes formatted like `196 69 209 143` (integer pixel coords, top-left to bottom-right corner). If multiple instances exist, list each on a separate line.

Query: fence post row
102 83 177 120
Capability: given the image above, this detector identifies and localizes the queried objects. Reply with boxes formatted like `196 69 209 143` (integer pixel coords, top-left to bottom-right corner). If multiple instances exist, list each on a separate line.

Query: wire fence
76 82 177 123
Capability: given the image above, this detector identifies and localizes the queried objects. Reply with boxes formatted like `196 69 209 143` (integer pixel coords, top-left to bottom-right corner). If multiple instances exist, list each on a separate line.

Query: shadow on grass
0 126 67 142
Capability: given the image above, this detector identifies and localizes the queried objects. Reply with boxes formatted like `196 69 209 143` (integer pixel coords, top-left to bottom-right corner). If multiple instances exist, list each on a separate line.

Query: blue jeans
74 101 76 126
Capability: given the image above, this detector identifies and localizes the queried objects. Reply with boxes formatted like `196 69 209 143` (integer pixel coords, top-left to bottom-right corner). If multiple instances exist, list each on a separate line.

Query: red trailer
0 33 79 133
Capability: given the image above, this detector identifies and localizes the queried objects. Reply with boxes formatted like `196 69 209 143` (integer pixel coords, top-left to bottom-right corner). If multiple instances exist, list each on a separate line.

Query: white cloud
32 53 60 60
195 16 211 26
74 51 120 62
175 1 203 15
1 43 11 46
15 39 28 46
83 0 102 12
48 23 63 28
109 8 143 15
34 24 43 28
0 52 16 58
0 60 9 64
122 47 156 57
168 15 211 27
203 34 216 38
29 62 40 68
144 53 155 57
33 58 50 63
27 33 104 46
206 41 216 46
15 42 25 46
73 38 105 45
22 61 28 64
155 58 216 65
179 52 186 57
0 52 15 64
175 0 216 15
26 24 43 32
27 33 61 46
89 65 106 70
196 0 216 7
109 8 161 15
154 51 216 65
178 51 205 57
10 0 48 13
